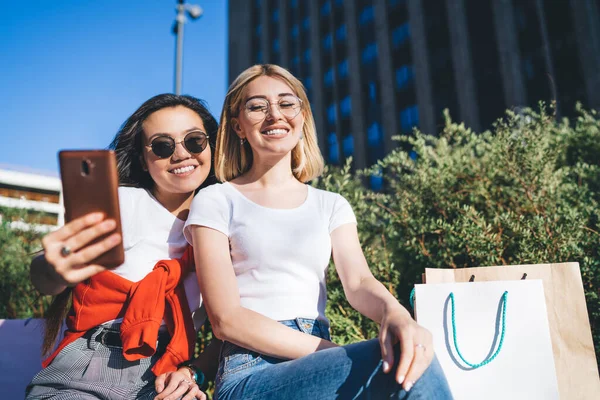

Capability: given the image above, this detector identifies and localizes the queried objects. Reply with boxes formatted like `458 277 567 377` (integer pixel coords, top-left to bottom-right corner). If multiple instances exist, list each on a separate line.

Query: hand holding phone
58 150 125 268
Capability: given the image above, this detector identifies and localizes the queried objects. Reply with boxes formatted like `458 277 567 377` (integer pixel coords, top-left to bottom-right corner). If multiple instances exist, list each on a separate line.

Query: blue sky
0 0 228 176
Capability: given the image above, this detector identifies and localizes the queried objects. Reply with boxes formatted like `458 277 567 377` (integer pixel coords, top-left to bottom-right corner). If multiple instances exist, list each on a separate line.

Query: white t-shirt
184 182 356 325
111 186 205 329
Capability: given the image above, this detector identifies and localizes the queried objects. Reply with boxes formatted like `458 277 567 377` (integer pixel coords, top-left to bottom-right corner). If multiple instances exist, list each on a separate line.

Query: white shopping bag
414 280 559 400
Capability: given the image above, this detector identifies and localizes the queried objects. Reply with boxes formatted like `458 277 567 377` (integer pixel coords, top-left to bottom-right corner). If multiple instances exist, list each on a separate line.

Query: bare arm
331 224 410 323
191 226 337 360
331 223 433 391
30 212 121 295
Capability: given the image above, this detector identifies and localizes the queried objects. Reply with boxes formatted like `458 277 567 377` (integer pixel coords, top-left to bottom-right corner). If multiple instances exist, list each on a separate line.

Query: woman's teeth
171 165 195 174
262 129 287 135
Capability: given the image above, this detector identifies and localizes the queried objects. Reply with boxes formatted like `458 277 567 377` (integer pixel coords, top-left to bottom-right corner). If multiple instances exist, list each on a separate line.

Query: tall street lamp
173 0 203 95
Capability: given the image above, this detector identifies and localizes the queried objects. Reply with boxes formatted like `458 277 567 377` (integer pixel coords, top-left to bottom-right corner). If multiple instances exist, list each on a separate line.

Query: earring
240 138 247 146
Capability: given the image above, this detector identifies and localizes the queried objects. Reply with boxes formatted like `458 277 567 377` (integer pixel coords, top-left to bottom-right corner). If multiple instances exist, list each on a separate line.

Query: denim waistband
278 318 331 341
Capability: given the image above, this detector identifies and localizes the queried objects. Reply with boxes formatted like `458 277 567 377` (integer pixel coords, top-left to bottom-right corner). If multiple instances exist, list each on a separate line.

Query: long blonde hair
215 64 324 183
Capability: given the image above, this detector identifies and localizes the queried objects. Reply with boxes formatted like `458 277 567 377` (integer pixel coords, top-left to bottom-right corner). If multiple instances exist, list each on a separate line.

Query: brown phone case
59 150 125 268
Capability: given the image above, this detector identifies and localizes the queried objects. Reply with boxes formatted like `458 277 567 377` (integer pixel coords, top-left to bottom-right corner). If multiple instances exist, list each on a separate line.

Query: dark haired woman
26 94 219 400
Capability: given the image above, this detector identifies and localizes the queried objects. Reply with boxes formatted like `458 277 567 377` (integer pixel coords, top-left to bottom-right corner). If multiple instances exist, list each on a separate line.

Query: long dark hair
42 94 218 355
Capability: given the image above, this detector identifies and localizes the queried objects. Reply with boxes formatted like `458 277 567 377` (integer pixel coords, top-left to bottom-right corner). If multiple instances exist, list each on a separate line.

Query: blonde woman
183 64 452 399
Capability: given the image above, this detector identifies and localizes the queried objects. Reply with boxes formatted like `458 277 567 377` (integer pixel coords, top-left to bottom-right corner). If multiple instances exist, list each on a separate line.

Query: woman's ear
231 118 242 135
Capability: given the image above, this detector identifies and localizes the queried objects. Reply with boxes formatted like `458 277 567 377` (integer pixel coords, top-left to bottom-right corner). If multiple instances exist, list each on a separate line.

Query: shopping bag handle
450 291 508 369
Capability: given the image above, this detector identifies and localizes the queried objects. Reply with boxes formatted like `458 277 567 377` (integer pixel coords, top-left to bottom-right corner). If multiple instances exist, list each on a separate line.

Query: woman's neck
242 152 297 187
151 188 194 220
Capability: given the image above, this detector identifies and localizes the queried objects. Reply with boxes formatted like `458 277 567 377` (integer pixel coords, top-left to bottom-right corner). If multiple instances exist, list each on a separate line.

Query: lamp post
173 0 203 95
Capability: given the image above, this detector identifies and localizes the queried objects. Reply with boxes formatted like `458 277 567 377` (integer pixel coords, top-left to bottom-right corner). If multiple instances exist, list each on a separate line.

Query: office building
228 0 600 169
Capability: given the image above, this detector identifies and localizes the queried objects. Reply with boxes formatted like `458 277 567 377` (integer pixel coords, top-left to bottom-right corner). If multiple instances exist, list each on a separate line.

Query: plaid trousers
25 322 168 400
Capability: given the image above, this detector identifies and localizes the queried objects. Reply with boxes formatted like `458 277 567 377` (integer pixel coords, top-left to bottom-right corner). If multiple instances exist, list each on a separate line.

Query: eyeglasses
243 95 303 121
145 131 209 159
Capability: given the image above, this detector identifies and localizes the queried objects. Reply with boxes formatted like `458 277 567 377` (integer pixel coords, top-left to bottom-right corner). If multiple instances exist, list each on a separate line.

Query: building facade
228 0 600 170
0 167 63 232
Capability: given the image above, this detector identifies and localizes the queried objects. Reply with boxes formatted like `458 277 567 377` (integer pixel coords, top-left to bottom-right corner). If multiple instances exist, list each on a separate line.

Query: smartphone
59 150 125 268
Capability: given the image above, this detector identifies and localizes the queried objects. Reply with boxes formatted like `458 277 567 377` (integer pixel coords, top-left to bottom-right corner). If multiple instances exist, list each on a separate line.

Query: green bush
314 105 600 367
0 207 49 319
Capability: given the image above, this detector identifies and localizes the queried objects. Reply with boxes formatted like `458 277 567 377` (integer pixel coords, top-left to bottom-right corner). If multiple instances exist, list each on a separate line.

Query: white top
111 186 205 329
184 182 356 325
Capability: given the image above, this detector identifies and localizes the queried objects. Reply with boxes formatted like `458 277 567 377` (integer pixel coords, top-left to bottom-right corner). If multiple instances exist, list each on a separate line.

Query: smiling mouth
170 165 197 175
261 128 288 136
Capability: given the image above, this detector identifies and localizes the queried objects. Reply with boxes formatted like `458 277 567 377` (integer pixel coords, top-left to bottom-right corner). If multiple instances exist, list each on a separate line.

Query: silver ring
60 246 71 257
181 379 192 386
415 343 426 352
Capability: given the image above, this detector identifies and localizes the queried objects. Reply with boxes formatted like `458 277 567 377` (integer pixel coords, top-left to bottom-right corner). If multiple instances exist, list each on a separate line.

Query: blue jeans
215 318 453 400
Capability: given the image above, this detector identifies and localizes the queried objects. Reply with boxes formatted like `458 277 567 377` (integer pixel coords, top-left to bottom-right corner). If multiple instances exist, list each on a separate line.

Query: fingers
63 218 119 254
44 212 105 242
379 324 395 374
155 373 167 393
155 380 199 400
402 331 434 392
194 389 207 400
41 215 121 286
395 331 414 387
68 231 121 267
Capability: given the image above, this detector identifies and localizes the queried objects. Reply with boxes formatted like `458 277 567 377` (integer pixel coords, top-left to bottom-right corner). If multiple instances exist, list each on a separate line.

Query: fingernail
383 361 390 372
405 381 414 392
397 375 405 384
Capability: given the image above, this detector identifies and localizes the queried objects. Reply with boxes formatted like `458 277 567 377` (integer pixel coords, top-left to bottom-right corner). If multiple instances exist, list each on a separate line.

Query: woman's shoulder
309 185 347 203
197 182 230 197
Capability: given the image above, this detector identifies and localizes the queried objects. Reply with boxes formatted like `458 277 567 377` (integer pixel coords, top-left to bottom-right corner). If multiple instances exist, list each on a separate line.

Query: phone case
59 150 125 268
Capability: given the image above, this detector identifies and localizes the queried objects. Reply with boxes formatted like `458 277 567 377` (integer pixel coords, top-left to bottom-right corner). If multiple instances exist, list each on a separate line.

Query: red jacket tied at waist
42 246 197 376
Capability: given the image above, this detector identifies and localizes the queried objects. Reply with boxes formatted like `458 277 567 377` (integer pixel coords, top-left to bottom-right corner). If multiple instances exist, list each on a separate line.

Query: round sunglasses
145 131 209 158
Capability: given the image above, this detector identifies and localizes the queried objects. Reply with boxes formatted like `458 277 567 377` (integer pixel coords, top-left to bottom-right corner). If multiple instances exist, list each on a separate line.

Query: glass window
389 0 405 9
324 68 335 87
370 174 383 191
323 33 333 50
336 24 347 41
327 103 337 124
338 59 349 78
342 136 354 157
369 81 377 100
359 6 375 25
400 105 419 132
304 48 311 63
328 133 339 163
392 23 410 48
302 17 310 31
321 1 331 17
396 65 414 89
361 43 378 63
368 122 382 146
340 96 352 116
305 77 312 91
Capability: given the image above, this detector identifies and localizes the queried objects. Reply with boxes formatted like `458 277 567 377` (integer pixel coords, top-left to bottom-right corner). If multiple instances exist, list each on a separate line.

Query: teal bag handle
410 287 508 369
